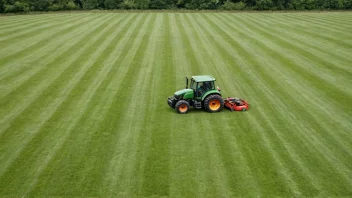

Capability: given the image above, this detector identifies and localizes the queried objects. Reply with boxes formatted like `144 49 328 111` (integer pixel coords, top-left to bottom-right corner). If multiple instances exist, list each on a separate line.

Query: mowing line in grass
19 13 139 197
0 13 133 189
26 14 143 197
194 13 309 197
0 14 68 35
214 12 352 192
0 14 107 95
222 12 352 163
0 14 92 59
0 14 118 136
205 13 337 196
168 13 204 197
266 14 352 63
100 13 157 195
0 13 351 197
245 14 352 85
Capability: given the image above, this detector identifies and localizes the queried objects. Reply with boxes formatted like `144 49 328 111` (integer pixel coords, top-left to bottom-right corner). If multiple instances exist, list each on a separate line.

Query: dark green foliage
119 0 136 9
0 0 4 12
136 0 150 9
4 1 29 12
255 0 273 9
219 1 246 9
30 0 52 11
104 0 119 9
66 0 78 9
82 0 98 9
0 0 351 15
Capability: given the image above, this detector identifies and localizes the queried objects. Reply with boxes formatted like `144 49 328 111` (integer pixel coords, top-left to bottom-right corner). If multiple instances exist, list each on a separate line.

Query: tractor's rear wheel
175 100 190 114
204 95 224 113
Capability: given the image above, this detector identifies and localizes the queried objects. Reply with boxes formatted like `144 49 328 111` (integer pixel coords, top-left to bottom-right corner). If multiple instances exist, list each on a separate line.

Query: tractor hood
174 89 193 96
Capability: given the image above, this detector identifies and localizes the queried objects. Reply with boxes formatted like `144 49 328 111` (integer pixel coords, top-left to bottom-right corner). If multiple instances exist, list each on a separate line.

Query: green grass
0 12 351 197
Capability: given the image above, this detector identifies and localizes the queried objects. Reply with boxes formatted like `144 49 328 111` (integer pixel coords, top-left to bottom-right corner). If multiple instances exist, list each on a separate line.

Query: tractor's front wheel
204 95 224 113
175 100 190 114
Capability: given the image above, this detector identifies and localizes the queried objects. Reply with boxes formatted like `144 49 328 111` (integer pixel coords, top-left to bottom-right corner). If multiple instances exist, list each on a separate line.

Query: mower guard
224 97 249 111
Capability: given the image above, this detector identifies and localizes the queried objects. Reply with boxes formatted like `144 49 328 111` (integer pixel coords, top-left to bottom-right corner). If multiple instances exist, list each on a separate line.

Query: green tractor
167 75 224 114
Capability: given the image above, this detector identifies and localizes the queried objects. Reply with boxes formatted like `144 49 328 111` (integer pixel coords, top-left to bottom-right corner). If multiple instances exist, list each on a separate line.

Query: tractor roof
192 75 216 82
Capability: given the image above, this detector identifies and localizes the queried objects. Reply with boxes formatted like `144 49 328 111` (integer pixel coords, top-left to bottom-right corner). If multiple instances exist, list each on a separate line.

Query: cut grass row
0 12 351 197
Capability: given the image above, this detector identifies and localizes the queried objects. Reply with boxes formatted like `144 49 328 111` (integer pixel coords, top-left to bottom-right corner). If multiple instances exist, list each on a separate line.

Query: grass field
0 12 351 197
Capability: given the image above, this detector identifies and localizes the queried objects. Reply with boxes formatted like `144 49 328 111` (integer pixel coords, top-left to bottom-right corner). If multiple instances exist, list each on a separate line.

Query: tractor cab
167 75 224 114
190 77 216 98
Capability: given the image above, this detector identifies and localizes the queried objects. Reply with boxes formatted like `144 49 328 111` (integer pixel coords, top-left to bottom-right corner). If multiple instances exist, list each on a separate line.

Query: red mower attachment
224 97 249 112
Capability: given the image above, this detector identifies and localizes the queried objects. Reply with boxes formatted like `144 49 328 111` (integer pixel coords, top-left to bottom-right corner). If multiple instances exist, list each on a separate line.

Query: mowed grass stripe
273 14 352 48
232 14 352 121
286 13 351 33
0 14 116 135
0 14 133 185
266 14 352 64
0 13 351 197
0 14 120 152
0 14 88 58
208 13 338 195
109 14 161 196
248 14 352 78
176 13 213 197
99 14 157 195
25 14 143 196
222 13 352 165
0 14 78 39
272 19 352 65
25 14 146 196
83 14 156 196
217 12 352 190
316 12 352 25
179 14 222 196
21 14 132 194
168 13 204 197
196 14 310 196
199 13 266 196
200 13 307 196
0 14 64 32
179 13 237 197
176 13 219 197
238 13 352 162
240 13 352 94
240 14 352 147
0 14 107 97
0 14 100 82
186 13 255 197
0 14 136 196
137 14 172 197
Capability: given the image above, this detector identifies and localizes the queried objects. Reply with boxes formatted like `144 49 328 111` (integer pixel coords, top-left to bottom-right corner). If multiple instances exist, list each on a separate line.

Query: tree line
0 0 351 13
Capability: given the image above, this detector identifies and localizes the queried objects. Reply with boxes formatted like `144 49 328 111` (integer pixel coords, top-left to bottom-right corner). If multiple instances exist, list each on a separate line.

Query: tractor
167 75 224 114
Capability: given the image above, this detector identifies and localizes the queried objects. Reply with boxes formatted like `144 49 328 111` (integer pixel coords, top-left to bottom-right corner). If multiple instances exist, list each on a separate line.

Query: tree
219 0 246 9
135 0 150 9
82 0 98 9
256 0 273 9
120 0 136 9
66 0 78 9
0 0 5 12
30 0 52 11
149 0 165 8
104 0 119 8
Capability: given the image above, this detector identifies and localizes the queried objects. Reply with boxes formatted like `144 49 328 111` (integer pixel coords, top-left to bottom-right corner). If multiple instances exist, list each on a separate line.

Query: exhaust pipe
186 77 188 89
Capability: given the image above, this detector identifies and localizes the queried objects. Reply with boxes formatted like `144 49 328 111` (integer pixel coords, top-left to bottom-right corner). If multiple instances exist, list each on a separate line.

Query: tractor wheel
175 100 190 114
204 94 224 113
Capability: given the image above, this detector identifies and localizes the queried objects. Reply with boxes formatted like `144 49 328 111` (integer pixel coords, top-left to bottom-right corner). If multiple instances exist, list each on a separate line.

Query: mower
167 75 224 114
224 97 249 112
